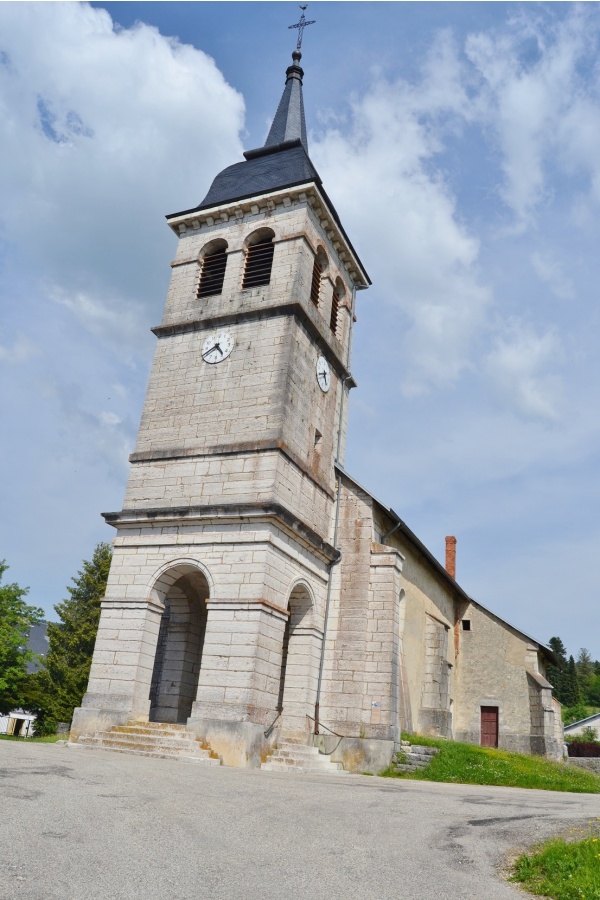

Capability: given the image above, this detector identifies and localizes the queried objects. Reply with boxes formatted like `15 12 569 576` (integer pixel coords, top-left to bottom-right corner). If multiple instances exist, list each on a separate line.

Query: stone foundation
311 734 395 774
186 716 278 768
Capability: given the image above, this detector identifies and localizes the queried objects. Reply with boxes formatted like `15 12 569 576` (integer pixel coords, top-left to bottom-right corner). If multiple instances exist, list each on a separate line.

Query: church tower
71 40 370 764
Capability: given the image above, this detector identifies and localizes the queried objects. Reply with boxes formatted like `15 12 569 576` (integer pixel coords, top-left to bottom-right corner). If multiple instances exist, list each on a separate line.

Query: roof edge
335 463 559 666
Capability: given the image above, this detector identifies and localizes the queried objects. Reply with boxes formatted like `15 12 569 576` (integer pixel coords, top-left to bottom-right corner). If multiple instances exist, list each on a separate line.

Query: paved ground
1 742 598 900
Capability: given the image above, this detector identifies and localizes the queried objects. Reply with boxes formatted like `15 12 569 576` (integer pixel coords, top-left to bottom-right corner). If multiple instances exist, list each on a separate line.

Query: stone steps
261 740 349 775
70 722 220 765
392 740 439 774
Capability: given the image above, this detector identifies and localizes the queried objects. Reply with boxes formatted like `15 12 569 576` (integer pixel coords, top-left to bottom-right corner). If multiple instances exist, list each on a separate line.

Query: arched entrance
148 566 210 724
277 582 320 736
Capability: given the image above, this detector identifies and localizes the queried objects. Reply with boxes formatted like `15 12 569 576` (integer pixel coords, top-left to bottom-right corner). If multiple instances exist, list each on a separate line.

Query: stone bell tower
71 43 370 765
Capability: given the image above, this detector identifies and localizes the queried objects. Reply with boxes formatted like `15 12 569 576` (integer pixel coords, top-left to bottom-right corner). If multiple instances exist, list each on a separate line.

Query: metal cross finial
288 5 316 51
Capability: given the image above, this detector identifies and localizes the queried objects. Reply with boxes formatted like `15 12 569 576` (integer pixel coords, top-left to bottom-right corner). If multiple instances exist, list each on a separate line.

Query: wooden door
481 706 499 747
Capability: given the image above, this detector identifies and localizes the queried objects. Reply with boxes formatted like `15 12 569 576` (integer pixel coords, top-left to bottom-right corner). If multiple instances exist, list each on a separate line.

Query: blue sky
1 2 600 660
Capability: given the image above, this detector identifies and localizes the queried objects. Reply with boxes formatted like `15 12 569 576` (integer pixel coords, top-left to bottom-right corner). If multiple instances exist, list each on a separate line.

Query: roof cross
288 5 316 51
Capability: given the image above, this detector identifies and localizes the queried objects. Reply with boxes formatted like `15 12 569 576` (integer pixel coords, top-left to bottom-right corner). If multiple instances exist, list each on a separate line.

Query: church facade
71 47 563 770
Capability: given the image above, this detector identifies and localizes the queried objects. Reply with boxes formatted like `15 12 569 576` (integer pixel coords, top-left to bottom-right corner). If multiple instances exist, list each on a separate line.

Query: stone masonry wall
318 479 402 740
72 517 329 745
375 515 456 739
419 615 452 737
453 603 550 754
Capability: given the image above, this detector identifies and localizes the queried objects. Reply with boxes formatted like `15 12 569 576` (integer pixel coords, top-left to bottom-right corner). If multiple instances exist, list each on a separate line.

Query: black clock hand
203 341 223 359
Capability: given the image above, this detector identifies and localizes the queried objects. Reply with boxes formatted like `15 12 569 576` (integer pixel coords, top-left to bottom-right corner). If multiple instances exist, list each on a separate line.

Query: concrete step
113 725 192 739
73 742 220 764
267 754 343 768
275 746 321 759
74 721 221 766
78 736 211 758
93 731 202 750
261 740 349 775
393 741 439 775
124 721 188 730
84 734 209 756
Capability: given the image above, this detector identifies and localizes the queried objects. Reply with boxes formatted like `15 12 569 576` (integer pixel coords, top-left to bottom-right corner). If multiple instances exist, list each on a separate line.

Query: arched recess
197 238 228 298
330 277 345 336
242 227 275 289
277 580 321 736
310 245 329 307
148 562 211 724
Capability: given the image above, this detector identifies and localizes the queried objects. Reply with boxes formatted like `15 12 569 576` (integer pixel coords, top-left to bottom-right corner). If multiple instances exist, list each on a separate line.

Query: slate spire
264 49 308 153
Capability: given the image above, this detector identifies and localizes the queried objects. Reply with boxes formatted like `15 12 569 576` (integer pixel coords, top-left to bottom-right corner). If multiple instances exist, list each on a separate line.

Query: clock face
202 331 234 364
316 356 331 393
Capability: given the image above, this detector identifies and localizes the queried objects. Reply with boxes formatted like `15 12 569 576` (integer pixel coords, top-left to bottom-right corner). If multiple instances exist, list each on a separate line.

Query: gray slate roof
176 50 316 215
198 141 320 211
167 51 371 286
264 51 308 151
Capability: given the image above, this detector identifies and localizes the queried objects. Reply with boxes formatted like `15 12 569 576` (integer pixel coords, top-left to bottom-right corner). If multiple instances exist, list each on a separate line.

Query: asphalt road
1 741 598 900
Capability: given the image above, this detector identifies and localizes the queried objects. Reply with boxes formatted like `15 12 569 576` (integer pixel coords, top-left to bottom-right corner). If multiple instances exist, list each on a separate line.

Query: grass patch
0 733 65 743
511 833 600 899
379 734 600 793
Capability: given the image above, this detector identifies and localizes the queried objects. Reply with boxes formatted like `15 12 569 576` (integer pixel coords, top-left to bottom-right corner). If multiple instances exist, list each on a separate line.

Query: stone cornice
207 598 290 619
101 501 340 564
165 183 370 290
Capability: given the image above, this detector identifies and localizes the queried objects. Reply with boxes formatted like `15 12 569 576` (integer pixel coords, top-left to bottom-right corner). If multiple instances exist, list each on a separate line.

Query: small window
310 247 328 308
197 244 227 298
462 620 471 632
310 259 321 306
243 235 275 289
330 277 345 336
329 290 339 334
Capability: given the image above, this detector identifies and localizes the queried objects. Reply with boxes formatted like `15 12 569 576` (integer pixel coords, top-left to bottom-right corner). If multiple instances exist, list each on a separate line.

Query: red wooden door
481 706 499 747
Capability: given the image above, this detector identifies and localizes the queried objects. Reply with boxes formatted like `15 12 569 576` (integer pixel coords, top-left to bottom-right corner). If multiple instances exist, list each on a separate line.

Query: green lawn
380 734 600 793
0 733 65 743
511 834 600 899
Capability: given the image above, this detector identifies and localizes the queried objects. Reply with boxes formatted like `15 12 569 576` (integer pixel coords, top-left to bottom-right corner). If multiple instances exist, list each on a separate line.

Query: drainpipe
381 511 402 545
314 286 357 735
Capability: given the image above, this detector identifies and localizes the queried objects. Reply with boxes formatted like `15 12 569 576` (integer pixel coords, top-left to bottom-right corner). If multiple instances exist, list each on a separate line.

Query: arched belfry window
198 240 228 298
243 229 275 289
330 278 345 336
310 247 328 307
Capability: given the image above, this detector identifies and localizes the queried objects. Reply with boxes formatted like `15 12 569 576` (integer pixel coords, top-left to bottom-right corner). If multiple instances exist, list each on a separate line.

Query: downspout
381 513 402 545
314 285 357 734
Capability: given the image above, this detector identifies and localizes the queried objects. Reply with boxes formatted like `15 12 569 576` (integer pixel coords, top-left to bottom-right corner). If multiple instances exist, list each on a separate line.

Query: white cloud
485 321 563 422
531 251 574 301
0 336 37 364
466 7 600 226
312 31 489 396
0 3 246 609
0 1 245 321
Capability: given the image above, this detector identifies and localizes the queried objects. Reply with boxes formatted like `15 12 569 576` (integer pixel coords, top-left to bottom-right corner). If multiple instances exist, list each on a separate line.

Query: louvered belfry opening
198 246 228 298
310 259 321 306
329 290 340 335
243 235 275 289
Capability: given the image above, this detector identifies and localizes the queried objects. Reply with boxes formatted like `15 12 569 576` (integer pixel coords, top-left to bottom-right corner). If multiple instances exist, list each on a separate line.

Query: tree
562 655 581 708
37 543 112 729
548 636 568 666
0 562 44 713
546 636 568 703
576 648 595 686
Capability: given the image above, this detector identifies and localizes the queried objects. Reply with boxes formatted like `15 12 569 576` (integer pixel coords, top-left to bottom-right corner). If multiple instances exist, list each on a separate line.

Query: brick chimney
445 536 457 580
